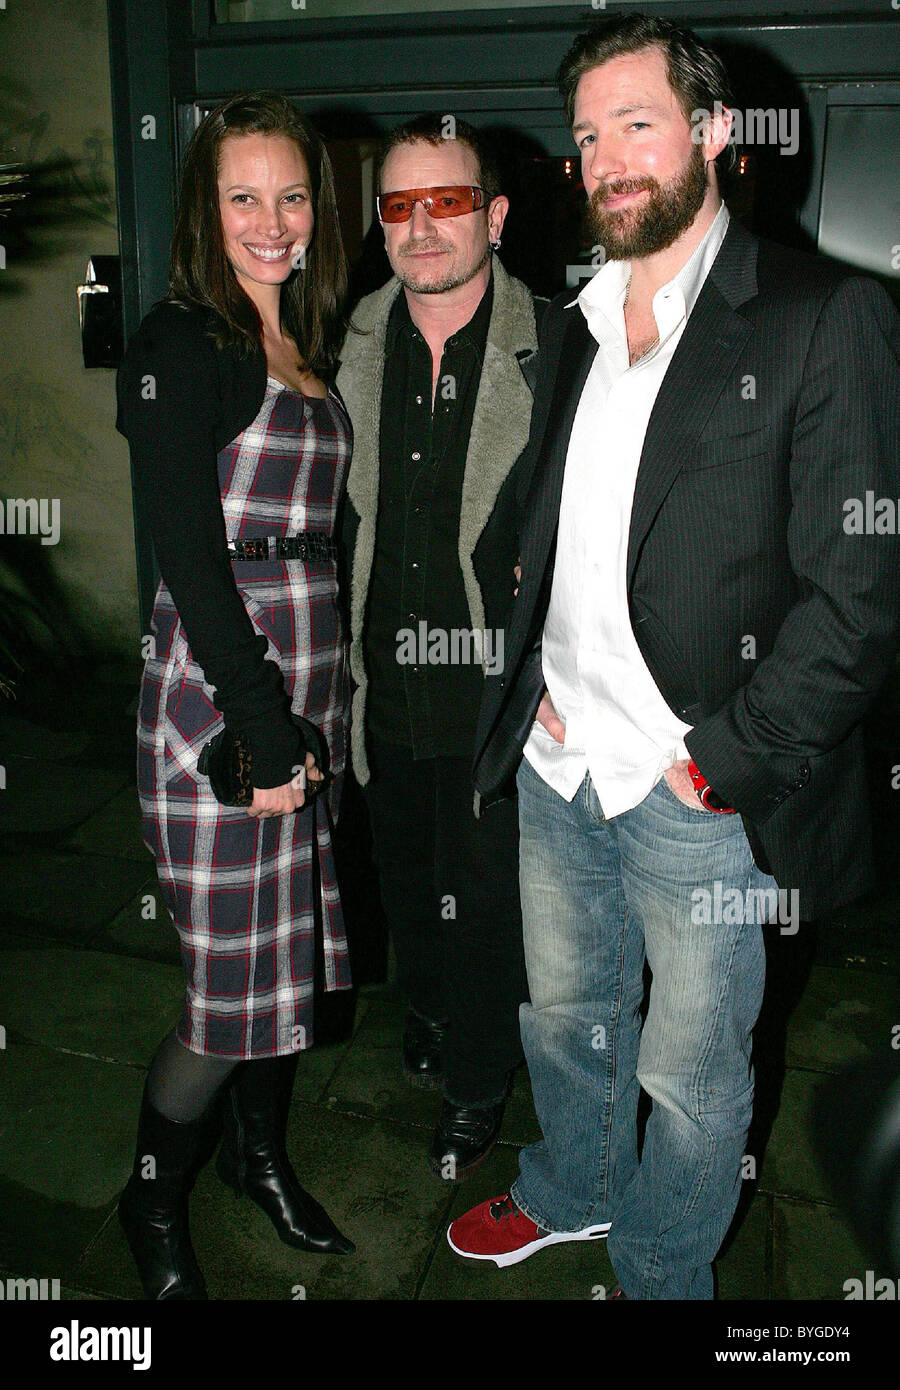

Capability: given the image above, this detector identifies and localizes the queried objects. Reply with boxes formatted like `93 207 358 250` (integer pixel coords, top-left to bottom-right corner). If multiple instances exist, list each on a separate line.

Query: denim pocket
657 773 718 816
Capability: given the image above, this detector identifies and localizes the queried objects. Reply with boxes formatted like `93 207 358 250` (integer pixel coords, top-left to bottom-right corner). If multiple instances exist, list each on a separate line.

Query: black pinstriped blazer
472 216 900 917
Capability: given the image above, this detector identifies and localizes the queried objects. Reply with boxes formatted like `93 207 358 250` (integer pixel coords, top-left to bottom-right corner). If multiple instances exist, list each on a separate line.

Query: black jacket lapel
626 221 759 589
523 308 598 579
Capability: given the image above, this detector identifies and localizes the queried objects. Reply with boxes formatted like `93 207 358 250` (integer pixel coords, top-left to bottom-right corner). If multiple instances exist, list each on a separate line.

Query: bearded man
448 14 900 1298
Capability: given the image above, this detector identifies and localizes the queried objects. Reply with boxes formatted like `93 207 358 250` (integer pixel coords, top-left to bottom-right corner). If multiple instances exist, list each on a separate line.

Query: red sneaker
447 1192 610 1268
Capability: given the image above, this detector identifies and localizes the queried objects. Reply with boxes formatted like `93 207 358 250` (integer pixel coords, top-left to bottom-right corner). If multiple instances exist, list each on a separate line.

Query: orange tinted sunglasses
377 185 486 223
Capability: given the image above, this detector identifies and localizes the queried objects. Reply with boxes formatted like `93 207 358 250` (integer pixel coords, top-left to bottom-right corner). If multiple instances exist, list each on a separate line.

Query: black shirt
365 276 494 758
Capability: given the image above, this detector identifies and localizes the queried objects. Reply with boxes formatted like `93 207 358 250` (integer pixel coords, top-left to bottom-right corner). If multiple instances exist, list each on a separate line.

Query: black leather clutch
196 714 331 808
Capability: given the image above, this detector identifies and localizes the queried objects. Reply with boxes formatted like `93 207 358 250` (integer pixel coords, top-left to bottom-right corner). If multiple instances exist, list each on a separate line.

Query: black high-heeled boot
215 1056 355 1255
118 1085 209 1300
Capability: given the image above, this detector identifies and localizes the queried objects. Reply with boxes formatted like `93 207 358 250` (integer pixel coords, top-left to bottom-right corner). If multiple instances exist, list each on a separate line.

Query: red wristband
687 759 736 814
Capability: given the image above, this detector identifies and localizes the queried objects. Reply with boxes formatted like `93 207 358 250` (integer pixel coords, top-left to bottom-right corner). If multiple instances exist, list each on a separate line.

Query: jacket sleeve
116 303 303 788
685 275 900 820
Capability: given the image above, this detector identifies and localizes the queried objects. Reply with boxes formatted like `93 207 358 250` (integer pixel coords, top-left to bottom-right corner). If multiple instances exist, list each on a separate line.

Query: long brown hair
169 91 347 371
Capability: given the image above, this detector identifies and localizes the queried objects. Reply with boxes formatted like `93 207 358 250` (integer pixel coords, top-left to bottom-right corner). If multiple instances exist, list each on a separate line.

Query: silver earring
490 238 502 250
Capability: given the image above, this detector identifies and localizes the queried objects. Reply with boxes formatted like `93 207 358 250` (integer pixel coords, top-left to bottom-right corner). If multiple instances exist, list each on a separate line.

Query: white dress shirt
523 202 731 818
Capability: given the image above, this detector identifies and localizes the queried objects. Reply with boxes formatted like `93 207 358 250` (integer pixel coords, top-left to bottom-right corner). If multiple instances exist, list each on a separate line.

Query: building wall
0 0 137 665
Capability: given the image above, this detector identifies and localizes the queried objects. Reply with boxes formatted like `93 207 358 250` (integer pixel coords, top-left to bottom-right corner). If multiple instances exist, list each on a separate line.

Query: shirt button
408 613 416 623
415 395 423 405
411 451 421 461
411 562 419 570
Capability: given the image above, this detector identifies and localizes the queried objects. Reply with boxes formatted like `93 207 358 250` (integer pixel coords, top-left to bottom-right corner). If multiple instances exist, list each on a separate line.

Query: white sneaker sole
447 1220 611 1268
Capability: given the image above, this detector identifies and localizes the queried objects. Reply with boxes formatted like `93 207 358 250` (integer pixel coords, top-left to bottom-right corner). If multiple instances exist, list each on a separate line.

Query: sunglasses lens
378 193 414 223
428 188 476 218
378 187 483 222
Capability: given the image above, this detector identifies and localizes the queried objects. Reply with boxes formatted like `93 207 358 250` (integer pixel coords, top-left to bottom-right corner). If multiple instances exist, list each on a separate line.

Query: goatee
587 144 709 260
395 241 491 295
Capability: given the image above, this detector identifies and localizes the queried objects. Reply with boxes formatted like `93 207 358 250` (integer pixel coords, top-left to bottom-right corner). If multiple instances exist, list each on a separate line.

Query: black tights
146 1030 238 1124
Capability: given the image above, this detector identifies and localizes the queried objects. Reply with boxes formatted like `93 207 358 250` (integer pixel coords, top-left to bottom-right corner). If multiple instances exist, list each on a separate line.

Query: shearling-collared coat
336 256 541 785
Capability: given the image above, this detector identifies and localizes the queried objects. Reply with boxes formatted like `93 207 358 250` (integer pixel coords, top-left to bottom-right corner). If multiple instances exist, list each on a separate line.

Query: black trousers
364 736 528 1105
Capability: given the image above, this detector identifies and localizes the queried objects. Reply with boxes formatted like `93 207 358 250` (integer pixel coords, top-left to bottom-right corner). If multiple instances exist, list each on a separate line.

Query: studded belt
227 532 337 563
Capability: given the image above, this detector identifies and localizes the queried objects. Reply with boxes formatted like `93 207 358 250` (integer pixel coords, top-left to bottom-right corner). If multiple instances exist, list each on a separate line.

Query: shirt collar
570 200 731 339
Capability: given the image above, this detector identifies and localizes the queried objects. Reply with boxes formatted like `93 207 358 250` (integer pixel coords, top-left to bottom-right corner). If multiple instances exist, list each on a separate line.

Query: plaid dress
137 378 352 1057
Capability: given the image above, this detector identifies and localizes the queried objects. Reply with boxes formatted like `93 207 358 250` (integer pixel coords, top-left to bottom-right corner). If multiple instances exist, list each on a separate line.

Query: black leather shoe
402 1010 446 1089
429 1098 506 1181
216 1057 354 1256
118 1086 208 1301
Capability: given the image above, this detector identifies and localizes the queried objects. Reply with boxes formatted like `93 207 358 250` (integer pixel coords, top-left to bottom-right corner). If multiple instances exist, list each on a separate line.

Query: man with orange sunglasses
337 114 544 1179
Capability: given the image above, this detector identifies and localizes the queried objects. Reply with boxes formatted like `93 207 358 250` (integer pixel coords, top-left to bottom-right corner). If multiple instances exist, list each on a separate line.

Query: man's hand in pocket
664 758 704 808
537 690 565 745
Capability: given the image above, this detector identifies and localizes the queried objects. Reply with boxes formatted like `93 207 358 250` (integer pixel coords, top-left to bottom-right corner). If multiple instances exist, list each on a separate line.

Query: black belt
227 533 337 562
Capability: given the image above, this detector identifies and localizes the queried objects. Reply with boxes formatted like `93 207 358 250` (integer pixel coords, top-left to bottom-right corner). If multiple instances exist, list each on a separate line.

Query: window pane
818 105 900 291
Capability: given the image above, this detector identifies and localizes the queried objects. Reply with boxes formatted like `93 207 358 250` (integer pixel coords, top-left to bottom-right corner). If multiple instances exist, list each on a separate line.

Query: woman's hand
247 750 324 818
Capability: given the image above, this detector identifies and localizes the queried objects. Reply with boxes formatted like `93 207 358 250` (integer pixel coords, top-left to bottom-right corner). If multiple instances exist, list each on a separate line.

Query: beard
393 237 491 295
587 143 709 261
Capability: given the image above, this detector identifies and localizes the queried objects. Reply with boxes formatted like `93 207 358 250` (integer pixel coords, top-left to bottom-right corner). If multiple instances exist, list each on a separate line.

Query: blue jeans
511 756 772 1299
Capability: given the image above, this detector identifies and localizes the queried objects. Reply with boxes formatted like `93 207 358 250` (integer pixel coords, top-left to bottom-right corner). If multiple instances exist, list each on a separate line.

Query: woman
115 92 354 1300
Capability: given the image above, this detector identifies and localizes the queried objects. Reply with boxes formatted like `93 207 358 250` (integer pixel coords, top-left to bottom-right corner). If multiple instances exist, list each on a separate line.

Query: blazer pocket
680 426 773 472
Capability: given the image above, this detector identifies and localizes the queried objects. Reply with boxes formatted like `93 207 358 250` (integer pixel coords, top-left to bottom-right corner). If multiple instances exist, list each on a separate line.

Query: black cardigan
116 300 305 788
